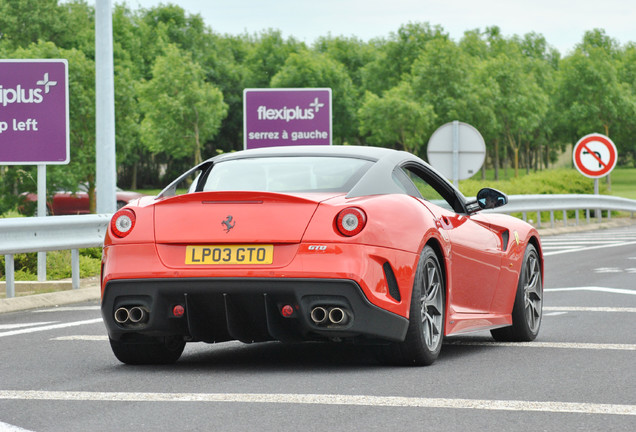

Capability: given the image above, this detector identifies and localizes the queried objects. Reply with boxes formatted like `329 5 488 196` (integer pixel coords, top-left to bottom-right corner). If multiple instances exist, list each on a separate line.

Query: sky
116 0 636 56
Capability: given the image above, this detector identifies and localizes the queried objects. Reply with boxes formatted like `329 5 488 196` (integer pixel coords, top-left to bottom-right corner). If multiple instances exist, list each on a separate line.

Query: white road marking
0 390 633 416
445 340 636 351
544 312 568 316
0 420 35 432
542 240 636 256
0 319 102 338
545 287 636 295
594 267 623 273
544 306 636 313
51 335 635 351
51 335 108 341
32 306 100 313
0 322 56 330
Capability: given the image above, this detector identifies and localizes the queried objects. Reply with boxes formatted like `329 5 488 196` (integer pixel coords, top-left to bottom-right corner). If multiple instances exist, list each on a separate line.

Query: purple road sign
243 88 332 149
0 59 69 164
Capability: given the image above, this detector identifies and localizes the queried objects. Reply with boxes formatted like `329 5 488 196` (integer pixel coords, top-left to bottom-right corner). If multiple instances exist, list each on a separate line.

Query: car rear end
101 152 428 349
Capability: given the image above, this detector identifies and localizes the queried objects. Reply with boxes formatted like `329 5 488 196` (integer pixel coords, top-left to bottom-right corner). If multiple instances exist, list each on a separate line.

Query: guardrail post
575 210 580 226
4 254 15 298
536 211 541 228
562 210 567 227
72 249 80 290
586 209 590 224
550 211 555 228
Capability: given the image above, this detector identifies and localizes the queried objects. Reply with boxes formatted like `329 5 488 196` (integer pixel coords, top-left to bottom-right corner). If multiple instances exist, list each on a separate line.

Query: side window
394 167 446 202
396 165 462 212
158 165 208 198
391 168 422 198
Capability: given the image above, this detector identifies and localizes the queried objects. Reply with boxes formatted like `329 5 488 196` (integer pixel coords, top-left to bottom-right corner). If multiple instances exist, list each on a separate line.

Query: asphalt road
1 225 635 431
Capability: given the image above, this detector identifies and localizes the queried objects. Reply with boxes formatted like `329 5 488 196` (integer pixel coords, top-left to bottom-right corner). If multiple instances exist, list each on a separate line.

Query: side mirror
476 188 508 210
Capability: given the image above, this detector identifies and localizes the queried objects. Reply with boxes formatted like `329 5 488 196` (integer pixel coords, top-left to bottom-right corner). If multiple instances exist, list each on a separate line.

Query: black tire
491 244 543 342
109 335 185 365
380 245 445 366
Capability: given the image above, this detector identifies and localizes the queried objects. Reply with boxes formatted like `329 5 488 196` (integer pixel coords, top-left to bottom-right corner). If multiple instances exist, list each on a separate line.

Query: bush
0 249 101 281
459 169 600 197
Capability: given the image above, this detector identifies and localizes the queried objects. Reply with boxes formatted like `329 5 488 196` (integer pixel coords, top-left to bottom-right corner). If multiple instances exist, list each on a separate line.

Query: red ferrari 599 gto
101 145 543 366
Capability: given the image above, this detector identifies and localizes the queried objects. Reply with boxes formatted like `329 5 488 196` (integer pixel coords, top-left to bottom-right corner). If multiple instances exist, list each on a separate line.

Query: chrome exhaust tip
114 307 129 324
128 306 148 324
328 307 348 325
310 306 328 325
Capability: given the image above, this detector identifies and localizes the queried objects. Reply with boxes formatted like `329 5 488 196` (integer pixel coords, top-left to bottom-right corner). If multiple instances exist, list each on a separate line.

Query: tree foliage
1 2 636 214
139 43 227 168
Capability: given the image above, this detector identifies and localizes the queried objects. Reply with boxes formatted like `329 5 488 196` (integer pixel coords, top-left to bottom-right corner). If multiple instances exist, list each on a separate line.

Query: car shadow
176 341 383 371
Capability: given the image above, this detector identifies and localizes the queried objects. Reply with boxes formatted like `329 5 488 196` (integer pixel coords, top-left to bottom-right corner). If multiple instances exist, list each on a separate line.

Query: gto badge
221 215 235 233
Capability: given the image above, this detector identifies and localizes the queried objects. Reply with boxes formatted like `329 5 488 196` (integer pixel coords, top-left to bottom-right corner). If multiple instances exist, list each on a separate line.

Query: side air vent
383 262 401 302
501 230 510 252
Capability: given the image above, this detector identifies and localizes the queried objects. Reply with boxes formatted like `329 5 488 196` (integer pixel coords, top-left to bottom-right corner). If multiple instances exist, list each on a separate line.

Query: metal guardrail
493 194 636 228
1 194 635 299
1 214 111 298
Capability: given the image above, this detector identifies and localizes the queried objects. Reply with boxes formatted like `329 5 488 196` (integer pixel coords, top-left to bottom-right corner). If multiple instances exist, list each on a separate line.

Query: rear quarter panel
472 212 543 314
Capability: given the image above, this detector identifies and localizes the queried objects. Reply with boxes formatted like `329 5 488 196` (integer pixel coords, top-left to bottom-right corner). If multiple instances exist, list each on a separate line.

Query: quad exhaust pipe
310 306 350 326
114 306 149 325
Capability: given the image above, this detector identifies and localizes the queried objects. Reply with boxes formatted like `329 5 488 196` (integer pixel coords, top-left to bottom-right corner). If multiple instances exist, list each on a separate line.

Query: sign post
0 59 70 284
243 88 332 149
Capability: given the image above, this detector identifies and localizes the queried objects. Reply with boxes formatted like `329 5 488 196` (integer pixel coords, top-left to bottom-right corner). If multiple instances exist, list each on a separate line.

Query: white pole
452 120 459 187
37 164 46 282
95 0 117 214
594 178 601 222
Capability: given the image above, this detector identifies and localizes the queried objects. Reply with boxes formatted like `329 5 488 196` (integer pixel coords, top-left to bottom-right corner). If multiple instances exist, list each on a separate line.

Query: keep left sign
0 59 69 164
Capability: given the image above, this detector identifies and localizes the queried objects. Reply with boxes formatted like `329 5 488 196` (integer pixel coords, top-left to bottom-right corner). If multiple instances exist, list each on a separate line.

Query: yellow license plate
185 245 273 265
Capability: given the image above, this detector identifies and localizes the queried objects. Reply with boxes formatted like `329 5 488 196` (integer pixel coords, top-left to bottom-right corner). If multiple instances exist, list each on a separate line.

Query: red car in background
21 184 145 215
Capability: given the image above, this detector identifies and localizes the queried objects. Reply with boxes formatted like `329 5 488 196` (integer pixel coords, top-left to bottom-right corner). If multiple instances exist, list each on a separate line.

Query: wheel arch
527 235 544 284
423 237 447 295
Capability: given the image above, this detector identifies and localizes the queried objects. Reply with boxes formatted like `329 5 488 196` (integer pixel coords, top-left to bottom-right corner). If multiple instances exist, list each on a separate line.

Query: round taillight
336 207 366 236
111 208 136 238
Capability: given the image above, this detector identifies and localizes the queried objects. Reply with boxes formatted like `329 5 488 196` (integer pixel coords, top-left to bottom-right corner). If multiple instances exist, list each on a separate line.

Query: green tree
358 83 436 154
0 0 66 49
410 38 477 125
483 50 548 177
313 35 375 89
199 33 252 153
271 51 357 144
360 22 448 95
244 29 305 88
554 30 632 141
615 43 636 165
139 44 228 170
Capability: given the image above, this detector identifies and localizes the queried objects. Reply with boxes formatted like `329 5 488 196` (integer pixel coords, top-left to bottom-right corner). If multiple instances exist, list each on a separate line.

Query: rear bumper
101 277 409 344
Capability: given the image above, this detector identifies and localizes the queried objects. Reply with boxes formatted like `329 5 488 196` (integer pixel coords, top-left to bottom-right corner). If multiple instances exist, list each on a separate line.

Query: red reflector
281 305 294 317
172 305 185 317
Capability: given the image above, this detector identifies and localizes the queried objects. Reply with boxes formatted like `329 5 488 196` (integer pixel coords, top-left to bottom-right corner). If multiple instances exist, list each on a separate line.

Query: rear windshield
200 156 373 193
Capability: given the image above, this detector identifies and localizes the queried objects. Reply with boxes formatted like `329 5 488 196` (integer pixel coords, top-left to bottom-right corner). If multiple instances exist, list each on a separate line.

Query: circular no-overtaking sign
572 133 617 178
